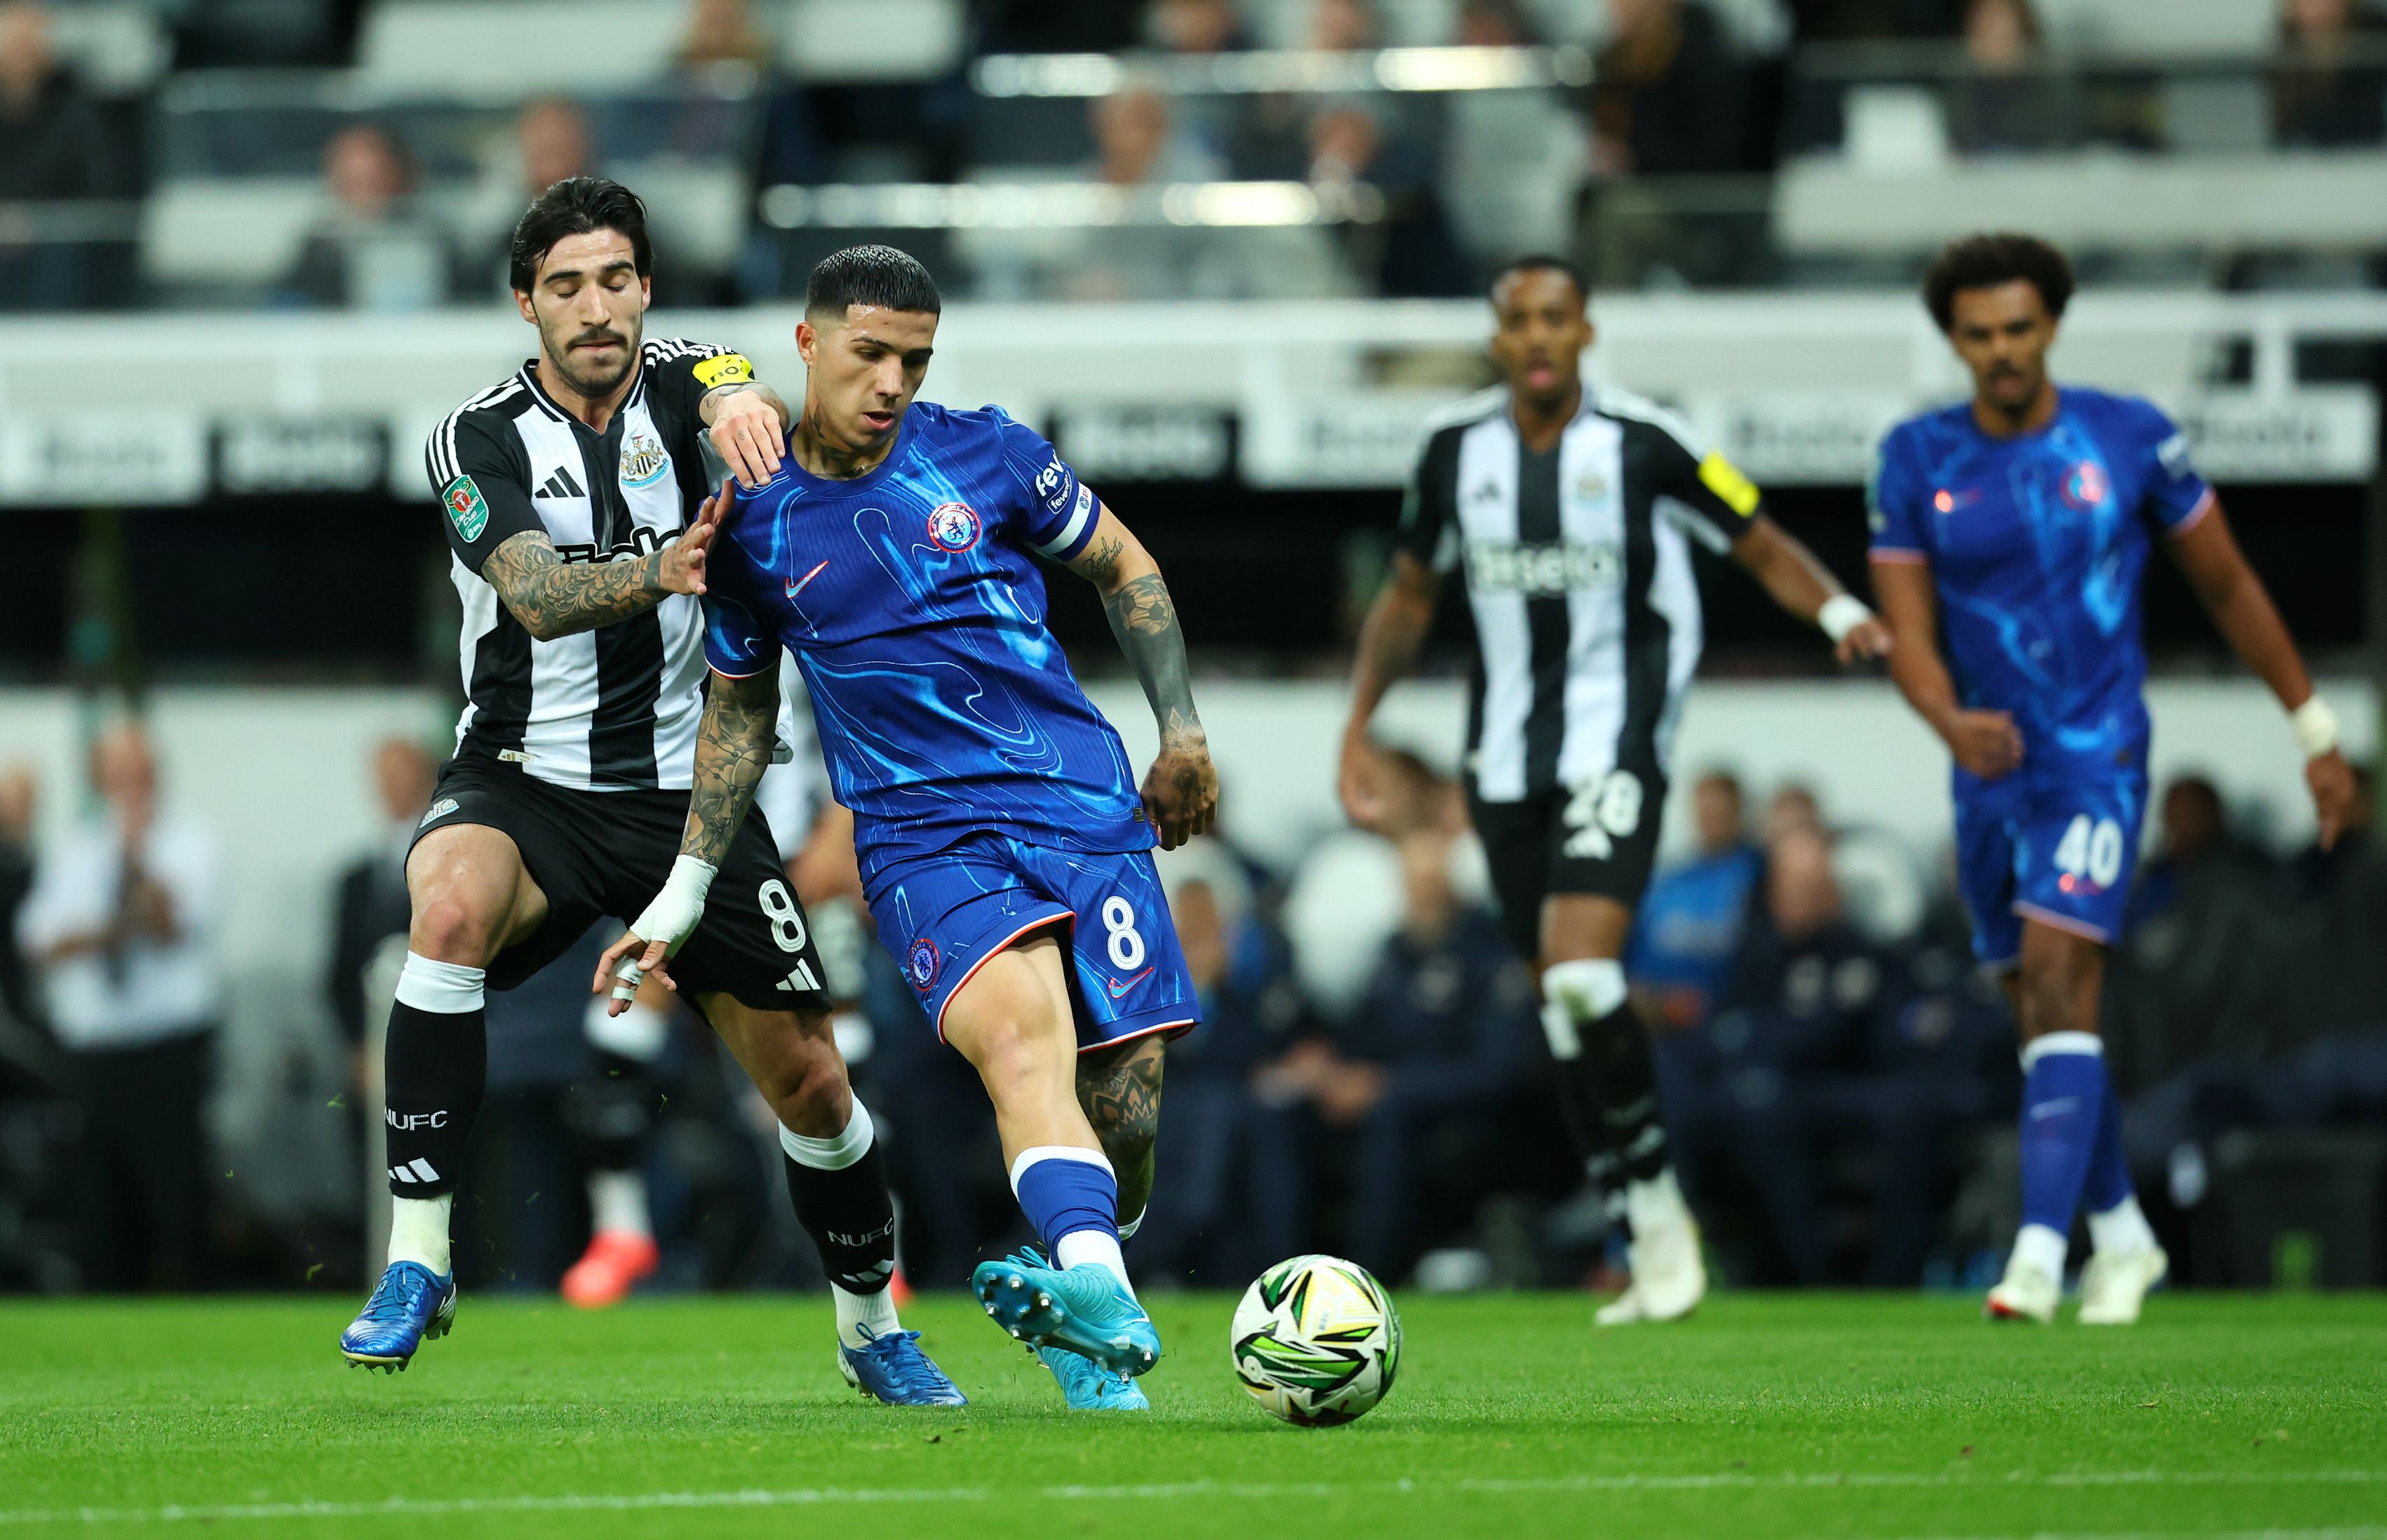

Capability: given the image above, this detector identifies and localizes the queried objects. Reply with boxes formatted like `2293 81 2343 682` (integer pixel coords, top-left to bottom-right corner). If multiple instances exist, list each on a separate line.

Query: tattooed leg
1077 1035 1165 1224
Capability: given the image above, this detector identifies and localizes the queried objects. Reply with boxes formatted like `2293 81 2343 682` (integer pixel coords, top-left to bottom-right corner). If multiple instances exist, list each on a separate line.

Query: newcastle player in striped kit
339 179 962 1405
1338 257 1892 1323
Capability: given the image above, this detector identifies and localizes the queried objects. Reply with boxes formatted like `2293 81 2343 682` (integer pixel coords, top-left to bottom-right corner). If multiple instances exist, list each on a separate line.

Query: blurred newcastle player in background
599 245 1217 1412
1870 234 2358 1325
1338 256 1893 1324
342 181 962 1407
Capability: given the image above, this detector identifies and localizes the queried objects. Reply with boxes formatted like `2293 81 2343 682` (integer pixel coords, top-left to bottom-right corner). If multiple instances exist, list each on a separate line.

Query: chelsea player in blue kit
597 246 1218 1410
1870 234 2358 1325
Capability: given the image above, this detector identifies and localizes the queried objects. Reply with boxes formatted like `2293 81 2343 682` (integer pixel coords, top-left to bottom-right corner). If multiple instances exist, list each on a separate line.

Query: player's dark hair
509 176 652 295
1490 253 1588 308
806 244 943 320
1921 233 2074 332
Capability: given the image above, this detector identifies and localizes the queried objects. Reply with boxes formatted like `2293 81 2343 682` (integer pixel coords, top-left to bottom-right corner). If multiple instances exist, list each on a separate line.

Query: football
1229 1254 1404 1426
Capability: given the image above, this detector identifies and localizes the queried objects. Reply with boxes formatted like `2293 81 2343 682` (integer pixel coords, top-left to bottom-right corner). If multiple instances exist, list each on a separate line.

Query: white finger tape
610 956 645 1004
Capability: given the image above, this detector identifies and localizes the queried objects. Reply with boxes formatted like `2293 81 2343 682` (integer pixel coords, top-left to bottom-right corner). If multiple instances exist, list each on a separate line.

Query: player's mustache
569 329 626 349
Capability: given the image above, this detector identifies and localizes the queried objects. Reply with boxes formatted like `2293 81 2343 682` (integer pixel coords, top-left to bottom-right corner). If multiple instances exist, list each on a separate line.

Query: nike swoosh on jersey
1105 967 1155 999
785 560 829 601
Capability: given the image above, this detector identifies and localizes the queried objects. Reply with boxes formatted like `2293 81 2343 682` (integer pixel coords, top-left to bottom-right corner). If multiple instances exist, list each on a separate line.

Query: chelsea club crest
927 501 982 553
907 938 941 992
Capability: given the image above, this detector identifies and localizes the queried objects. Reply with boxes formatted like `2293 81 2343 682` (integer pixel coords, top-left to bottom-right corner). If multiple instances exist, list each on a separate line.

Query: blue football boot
339 1260 456 1372
971 1250 1161 1379
838 1328 969 1407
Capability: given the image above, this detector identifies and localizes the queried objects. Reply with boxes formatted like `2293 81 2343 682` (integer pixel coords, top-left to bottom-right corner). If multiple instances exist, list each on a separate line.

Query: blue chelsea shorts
865 832 1201 1051
1953 760 2148 966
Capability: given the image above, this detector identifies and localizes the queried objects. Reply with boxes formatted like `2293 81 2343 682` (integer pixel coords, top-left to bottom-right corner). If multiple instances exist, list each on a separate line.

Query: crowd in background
2 720 2380 1298
4 0 2386 309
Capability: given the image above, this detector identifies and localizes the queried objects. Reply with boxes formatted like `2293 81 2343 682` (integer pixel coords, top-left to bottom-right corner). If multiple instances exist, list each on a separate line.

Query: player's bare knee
2015 957 2090 1041
408 889 501 967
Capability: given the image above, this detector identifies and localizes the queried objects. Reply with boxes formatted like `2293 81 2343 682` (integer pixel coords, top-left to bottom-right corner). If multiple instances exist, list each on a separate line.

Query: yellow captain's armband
692 353 755 390
1697 451 1761 518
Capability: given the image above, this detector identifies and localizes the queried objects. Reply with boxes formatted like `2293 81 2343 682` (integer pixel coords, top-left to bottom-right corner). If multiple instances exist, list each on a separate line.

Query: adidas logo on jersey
535 466 586 499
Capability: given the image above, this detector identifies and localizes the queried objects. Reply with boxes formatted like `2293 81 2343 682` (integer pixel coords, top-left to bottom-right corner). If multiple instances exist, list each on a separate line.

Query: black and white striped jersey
1394 385 1763 802
425 337 755 792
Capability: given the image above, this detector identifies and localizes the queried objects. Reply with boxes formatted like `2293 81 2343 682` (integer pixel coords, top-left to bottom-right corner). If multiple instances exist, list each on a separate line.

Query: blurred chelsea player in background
596 245 1218 1411
1869 233 2358 1328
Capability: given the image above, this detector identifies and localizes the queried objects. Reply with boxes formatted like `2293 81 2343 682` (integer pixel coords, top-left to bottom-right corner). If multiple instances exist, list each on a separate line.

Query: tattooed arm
1063 503 1218 850
591 658 779 1007
678 664 781 867
483 521 715 642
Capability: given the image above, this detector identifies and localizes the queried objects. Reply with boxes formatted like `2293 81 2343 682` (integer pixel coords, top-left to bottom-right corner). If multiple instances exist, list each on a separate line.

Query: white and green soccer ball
1230 1254 1403 1426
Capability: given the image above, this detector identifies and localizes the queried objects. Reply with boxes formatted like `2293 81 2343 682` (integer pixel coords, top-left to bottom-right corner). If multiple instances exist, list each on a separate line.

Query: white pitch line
1 1471 2381 1527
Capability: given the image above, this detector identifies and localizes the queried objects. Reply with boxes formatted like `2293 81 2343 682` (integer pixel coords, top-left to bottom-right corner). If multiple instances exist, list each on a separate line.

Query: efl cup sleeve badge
927 501 982 553
619 431 670 490
906 938 941 993
443 475 489 541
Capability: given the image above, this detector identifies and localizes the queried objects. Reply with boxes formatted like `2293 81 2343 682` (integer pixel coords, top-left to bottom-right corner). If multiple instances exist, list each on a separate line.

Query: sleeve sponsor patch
1697 452 1761 518
692 352 755 391
443 474 489 541
2156 431 2194 480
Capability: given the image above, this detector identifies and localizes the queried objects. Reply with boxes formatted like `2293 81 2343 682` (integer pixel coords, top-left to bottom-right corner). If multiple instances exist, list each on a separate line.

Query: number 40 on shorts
2052 813 2125 891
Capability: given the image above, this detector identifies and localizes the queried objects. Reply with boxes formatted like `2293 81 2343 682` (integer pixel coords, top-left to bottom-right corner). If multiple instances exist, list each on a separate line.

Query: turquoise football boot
339 1261 456 1372
971 1248 1161 1379
1034 1344 1150 1410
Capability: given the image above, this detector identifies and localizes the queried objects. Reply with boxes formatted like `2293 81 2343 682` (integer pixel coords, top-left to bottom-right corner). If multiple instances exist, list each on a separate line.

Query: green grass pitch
3 1292 2382 1539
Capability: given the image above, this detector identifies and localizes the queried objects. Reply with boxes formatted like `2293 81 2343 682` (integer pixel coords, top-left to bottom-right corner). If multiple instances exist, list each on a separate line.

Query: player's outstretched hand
1142 726 1218 851
1944 709 2024 781
708 389 786 489
2308 748 2358 851
593 926 678 1016
1836 615 1894 666
661 482 735 597
1337 730 1387 830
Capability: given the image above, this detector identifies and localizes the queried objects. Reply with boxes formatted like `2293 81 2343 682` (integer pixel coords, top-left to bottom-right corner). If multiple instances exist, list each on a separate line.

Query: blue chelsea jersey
702 403 1148 884
1869 386 2214 769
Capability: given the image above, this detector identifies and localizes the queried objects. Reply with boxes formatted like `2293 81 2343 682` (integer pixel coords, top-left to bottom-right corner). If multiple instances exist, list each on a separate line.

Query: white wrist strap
2290 696 2341 759
1817 593 1874 644
613 855 718 1001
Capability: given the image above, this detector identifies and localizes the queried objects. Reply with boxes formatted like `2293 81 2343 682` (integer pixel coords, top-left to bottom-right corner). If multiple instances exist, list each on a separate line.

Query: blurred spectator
0 764 36 1032
1459 0 1543 46
2274 0 2387 147
1149 0 1253 55
675 0 773 69
1069 84 1232 300
1588 0 1747 177
1765 781 1824 842
1091 84 1225 188
2109 776 2281 1094
1250 830 1537 1281
1945 0 2081 153
482 98 599 296
1136 839 1302 1283
328 740 433 1060
1307 102 1475 297
2286 761 2376 904
0 1 123 311
1664 825 1923 1283
1310 0 1382 50
0 2 115 203
1629 769 1763 1030
15 722 222 1290
520 97 596 198
281 124 457 311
